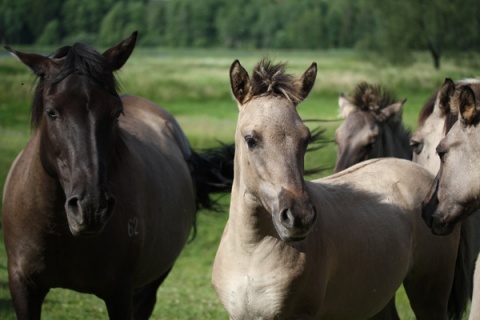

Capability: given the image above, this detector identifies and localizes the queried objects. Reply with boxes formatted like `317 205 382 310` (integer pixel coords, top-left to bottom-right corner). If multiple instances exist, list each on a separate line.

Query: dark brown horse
334 82 410 172
2 32 232 319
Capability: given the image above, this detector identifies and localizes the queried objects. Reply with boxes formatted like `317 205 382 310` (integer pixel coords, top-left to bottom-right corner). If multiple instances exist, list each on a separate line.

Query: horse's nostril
106 192 115 204
66 195 85 227
310 205 317 224
67 196 80 214
105 194 116 217
108 197 116 208
280 208 294 228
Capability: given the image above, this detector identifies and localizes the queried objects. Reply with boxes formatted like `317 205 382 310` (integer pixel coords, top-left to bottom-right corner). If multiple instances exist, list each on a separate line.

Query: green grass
0 47 476 319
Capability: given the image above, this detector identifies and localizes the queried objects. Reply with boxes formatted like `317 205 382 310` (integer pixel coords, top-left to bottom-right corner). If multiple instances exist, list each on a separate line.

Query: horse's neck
377 123 411 159
7 133 62 220
224 182 307 283
228 183 279 250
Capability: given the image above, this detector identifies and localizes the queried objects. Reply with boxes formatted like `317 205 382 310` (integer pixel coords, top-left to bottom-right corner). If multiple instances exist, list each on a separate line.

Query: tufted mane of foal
351 82 397 114
31 43 119 129
249 58 304 104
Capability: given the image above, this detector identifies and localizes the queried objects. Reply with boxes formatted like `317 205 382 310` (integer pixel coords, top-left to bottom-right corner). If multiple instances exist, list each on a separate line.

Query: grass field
0 46 478 319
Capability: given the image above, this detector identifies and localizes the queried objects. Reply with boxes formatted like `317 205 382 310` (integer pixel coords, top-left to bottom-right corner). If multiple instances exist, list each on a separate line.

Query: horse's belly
319 285 398 319
132 206 196 287
318 249 409 319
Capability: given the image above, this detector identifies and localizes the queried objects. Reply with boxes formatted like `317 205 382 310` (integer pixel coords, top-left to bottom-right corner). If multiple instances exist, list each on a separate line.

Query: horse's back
309 158 434 240
121 95 192 159
315 157 459 256
308 158 459 317
321 158 433 205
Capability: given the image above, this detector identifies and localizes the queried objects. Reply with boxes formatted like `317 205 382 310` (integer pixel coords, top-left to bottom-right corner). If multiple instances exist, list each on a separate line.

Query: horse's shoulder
121 95 168 117
327 158 432 185
2 137 55 215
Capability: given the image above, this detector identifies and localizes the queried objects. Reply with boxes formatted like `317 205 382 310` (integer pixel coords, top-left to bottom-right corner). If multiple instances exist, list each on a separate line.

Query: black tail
304 125 331 176
187 143 235 212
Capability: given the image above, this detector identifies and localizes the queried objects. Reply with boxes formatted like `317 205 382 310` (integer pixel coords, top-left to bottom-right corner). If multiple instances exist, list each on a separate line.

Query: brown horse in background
334 82 410 172
2 32 232 319
212 58 470 319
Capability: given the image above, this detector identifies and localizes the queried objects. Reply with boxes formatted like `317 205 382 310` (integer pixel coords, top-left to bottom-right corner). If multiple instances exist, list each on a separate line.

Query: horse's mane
31 43 118 129
347 82 411 151
419 79 480 134
417 91 437 127
249 58 303 104
350 82 397 114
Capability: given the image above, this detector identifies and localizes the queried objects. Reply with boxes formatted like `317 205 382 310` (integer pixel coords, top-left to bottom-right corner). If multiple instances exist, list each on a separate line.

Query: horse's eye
245 135 257 149
114 107 123 119
436 145 447 163
46 109 58 120
410 139 423 154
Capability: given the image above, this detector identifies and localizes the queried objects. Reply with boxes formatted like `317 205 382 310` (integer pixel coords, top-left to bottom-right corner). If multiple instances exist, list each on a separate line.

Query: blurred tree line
1 0 479 69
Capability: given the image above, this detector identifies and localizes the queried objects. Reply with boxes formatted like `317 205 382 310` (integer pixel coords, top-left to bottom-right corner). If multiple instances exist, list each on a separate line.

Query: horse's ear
296 62 317 102
230 60 251 105
5 46 59 77
436 78 456 115
378 98 407 121
102 31 138 71
338 92 356 118
458 86 478 125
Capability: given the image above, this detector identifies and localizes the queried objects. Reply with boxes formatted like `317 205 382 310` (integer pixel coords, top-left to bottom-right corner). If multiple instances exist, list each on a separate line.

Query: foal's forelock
248 59 303 105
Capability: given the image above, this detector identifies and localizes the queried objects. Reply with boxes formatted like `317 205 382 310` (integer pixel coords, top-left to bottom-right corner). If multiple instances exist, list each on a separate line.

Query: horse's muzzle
65 192 116 237
279 204 317 242
428 213 456 236
422 198 458 236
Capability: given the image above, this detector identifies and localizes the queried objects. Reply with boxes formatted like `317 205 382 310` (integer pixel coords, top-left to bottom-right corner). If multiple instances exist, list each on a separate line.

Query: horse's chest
214 232 310 319
225 271 289 319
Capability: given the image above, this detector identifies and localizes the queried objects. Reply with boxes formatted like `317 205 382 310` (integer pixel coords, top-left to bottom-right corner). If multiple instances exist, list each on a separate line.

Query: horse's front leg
469 253 480 320
8 271 49 320
104 285 134 320
368 297 399 320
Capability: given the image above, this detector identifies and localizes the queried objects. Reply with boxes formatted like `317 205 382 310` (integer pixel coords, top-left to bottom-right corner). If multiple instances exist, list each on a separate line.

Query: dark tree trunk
428 43 441 70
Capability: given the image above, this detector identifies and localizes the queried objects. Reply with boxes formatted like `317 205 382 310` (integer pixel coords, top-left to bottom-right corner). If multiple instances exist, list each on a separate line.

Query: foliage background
2 0 480 68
